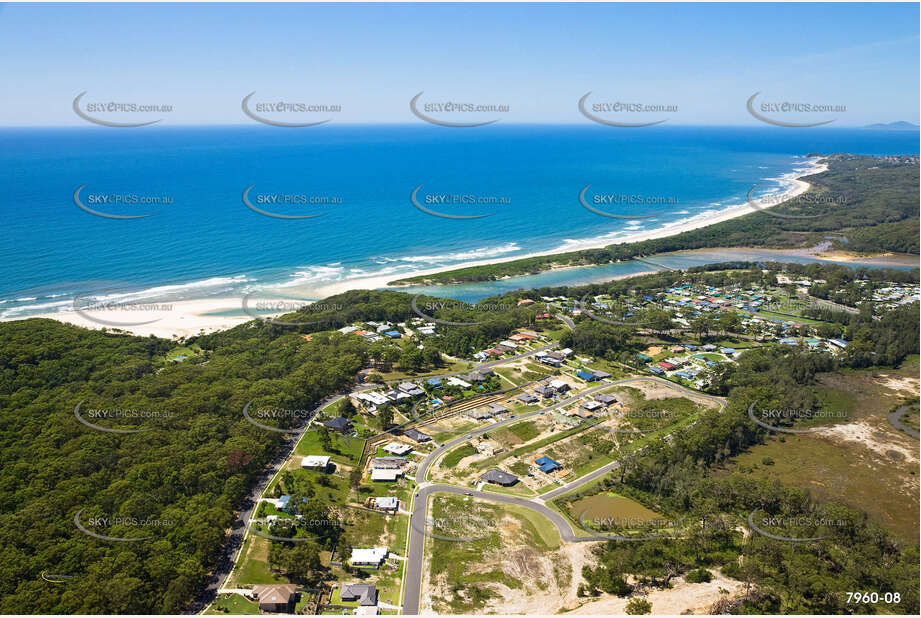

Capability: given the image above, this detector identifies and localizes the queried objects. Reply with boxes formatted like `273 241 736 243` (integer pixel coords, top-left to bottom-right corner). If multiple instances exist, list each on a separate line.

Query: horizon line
1 122 918 130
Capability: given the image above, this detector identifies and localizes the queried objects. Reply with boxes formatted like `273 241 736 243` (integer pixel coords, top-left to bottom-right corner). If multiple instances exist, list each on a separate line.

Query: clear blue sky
1 2 918 126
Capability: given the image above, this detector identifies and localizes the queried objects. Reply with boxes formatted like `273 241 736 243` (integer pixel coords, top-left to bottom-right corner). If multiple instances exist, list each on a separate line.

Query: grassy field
228 534 290 586
506 420 541 442
204 593 259 614
165 343 202 363
294 429 365 465
340 507 408 554
373 359 471 382
424 494 556 613
440 443 478 469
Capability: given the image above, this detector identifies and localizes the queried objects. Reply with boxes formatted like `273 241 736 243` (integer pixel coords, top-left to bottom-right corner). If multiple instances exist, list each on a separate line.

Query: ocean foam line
552 156 824 255
0 274 251 318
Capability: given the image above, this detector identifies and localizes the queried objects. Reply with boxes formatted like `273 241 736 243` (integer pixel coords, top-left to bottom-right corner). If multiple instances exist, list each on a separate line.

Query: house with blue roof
534 456 561 473
426 377 442 388
576 369 597 381
720 347 737 355
383 330 401 338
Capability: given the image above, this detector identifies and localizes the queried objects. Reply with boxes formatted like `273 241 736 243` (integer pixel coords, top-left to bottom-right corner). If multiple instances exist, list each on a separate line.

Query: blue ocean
0 125 917 316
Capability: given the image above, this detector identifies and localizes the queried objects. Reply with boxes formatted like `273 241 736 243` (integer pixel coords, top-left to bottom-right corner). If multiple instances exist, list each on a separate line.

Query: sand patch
566 569 746 615
820 420 918 464
874 373 921 398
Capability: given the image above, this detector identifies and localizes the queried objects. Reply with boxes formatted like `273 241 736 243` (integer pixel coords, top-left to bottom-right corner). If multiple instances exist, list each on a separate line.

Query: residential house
350 547 388 567
301 455 331 471
534 456 561 473
382 442 413 456
398 382 425 396
340 584 378 607
480 469 519 486
370 468 402 482
252 584 297 613
404 428 431 443
372 497 398 512
370 457 407 469
323 416 352 433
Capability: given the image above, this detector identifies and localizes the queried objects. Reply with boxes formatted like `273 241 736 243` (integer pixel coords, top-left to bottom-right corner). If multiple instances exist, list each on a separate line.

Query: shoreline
9 157 916 340
312 158 828 295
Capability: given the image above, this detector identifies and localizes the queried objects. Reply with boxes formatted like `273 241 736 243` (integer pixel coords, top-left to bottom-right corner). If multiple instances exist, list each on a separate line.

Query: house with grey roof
404 428 431 443
370 457 407 469
480 469 518 486
340 584 378 606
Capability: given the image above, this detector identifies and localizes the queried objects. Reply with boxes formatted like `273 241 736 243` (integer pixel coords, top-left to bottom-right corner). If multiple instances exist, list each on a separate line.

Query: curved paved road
197 341 559 612
401 376 726 614
888 403 920 439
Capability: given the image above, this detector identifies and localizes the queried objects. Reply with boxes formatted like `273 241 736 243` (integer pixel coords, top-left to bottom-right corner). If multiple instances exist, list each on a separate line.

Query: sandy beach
311 158 829 296
12 158 845 340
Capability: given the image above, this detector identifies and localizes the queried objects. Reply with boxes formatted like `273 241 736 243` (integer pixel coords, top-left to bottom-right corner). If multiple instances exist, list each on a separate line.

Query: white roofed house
301 455 331 471
356 391 390 412
370 468 402 481
350 547 388 567
372 496 398 512
382 441 413 455
447 376 472 388
398 382 425 397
